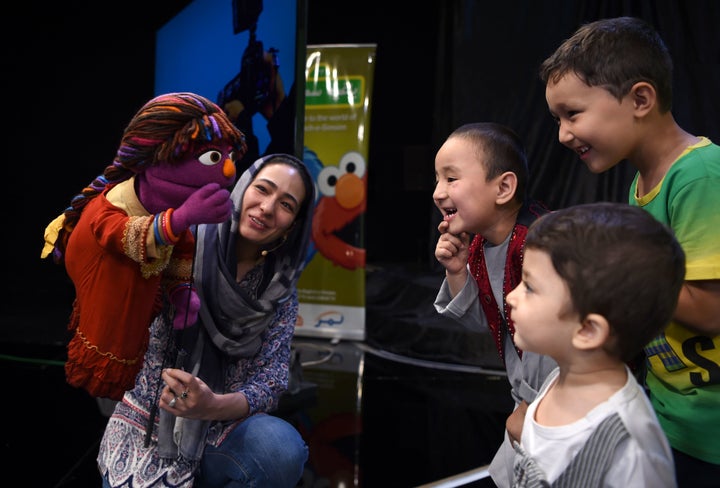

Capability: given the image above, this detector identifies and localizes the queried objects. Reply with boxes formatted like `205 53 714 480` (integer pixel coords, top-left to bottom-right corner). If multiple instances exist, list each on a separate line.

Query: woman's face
238 163 307 247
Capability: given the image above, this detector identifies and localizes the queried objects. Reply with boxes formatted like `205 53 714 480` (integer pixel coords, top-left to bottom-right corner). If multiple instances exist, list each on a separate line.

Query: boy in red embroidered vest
433 122 554 486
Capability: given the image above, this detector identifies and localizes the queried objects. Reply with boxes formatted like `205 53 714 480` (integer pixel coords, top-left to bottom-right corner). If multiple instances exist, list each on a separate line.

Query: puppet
41 92 247 400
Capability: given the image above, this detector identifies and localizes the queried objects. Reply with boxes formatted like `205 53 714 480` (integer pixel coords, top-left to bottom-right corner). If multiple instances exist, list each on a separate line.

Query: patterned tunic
97 266 298 487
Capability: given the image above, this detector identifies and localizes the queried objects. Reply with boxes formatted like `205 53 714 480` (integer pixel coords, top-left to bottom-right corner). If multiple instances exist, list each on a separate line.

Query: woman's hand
160 368 250 421
160 368 214 419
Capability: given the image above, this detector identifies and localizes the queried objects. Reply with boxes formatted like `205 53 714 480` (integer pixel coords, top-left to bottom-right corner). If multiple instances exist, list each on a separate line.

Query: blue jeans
195 413 308 488
101 413 307 488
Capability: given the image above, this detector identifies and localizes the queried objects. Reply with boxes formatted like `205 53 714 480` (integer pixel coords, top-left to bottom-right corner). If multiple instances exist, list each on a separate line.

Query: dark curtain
367 0 719 364
431 0 720 211
7 0 718 363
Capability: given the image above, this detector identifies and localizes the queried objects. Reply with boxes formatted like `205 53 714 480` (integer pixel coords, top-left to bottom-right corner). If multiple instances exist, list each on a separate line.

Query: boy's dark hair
525 202 685 362
539 16 674 113
449 122 529 203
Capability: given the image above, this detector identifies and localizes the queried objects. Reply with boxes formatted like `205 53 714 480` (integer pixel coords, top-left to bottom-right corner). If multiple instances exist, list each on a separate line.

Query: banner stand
296 44 377 341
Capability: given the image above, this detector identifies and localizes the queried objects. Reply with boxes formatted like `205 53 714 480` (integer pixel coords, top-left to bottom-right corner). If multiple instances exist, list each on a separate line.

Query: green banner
296 44 377 340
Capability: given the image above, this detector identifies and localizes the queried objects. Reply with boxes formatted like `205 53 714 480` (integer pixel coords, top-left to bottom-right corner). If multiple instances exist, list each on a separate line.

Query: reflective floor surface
2 335 512 488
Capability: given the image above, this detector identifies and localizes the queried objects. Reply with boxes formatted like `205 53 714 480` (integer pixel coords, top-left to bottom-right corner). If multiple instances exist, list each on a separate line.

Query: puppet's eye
198 150 223 166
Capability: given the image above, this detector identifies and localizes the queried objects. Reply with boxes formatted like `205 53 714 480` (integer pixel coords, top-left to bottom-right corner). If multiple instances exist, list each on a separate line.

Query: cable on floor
291 341 336 367
0 353 65 367
354 342 507 376
414 464 491 487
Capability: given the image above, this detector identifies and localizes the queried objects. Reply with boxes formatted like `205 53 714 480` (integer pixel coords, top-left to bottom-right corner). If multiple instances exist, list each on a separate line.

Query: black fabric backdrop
359 0 720 363
431 0 720 210
5 0 718 364
313 0 720 268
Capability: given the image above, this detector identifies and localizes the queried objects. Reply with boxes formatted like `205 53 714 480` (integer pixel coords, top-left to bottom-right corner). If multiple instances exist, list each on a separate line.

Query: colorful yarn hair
52 92 247 264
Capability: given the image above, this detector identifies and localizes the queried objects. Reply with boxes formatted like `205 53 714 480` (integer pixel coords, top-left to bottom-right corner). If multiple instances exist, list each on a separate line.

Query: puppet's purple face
137 142 238 212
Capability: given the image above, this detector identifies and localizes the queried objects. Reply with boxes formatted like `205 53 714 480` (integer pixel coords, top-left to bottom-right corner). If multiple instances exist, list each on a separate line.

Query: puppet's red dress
63 178 194 400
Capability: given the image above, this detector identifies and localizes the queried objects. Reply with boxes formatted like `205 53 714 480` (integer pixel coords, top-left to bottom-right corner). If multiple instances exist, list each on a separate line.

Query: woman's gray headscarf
158 153 315 462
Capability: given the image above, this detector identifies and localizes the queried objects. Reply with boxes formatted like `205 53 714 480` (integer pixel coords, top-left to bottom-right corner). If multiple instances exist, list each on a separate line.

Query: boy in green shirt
540 16 720 486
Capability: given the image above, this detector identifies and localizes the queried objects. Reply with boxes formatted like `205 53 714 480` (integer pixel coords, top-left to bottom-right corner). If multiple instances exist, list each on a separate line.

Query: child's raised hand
435 220 470 275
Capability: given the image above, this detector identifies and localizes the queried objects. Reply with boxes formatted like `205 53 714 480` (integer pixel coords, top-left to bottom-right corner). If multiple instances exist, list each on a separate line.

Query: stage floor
2 264 512 487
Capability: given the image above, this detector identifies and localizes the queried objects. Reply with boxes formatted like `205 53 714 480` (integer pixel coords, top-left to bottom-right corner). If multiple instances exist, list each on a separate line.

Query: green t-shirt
630 137 720 464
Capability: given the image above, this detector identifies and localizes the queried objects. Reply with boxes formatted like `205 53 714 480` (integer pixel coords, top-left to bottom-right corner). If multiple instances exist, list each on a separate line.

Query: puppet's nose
223 157 236 179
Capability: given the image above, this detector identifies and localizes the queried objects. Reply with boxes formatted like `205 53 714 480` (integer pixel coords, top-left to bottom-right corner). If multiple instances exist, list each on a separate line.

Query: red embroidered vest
467 201 550 364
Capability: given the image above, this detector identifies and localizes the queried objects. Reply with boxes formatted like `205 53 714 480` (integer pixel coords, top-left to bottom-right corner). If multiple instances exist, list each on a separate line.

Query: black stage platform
1 264 512 487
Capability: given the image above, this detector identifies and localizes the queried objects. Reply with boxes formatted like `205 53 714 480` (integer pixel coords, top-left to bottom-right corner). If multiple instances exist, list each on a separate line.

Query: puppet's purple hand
171 183 233 233
170 285 200 330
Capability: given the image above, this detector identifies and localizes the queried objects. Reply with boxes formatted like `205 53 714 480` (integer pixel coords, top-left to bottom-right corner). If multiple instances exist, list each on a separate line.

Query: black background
2 2 717 486
5 0 719 333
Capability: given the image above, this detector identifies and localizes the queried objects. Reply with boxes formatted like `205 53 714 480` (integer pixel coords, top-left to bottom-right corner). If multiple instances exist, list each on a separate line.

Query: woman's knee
242 414 308 465
199 414 308 486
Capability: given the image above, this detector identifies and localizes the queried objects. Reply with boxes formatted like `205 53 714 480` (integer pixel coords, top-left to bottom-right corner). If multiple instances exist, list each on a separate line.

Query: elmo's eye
198 150 223 166
317 165 342 197
338 151 366 178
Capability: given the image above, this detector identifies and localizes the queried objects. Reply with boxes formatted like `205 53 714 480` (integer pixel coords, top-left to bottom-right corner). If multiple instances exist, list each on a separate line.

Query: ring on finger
168 397 177 408
181 389 189 399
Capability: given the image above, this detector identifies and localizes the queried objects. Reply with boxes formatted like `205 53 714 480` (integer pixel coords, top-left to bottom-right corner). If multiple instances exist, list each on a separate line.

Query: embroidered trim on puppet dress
64 182 194 400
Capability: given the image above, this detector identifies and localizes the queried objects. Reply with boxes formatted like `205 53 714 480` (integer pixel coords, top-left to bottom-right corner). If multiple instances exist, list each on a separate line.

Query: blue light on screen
155 0 298 153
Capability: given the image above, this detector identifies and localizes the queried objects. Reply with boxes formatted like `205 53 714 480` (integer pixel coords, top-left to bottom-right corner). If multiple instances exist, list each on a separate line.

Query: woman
98 153 315 488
